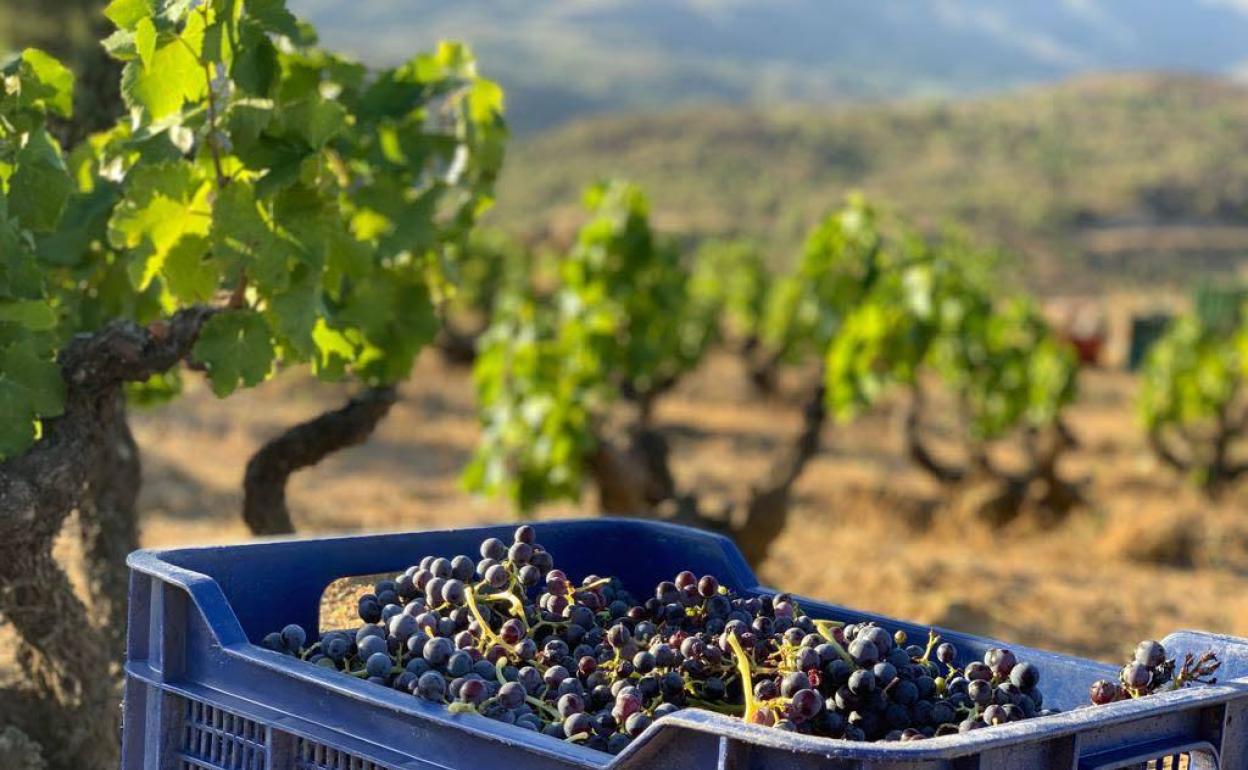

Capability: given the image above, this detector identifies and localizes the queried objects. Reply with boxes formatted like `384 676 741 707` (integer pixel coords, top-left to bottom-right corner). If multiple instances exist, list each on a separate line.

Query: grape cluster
1089 640 1221 705
263 527 1058 753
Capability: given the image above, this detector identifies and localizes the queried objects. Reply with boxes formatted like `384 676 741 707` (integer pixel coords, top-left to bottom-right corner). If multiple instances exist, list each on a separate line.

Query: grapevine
820 224 1081 520
1138 312 1248 495
0 2 504 766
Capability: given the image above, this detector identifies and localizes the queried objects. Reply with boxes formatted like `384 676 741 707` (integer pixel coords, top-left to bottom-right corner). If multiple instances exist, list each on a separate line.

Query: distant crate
122 519 1248 769
1129 313 1174 371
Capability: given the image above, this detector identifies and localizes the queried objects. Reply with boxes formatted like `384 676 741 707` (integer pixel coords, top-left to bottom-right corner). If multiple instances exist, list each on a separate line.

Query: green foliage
461 290 613 511
0 1 506 459
566 181 720 396
465 180 720 511
689 238 770 341
444 228 531 322
1143 311 1238 439
1 49 76 454
762 195 885 363
823 228 1078 441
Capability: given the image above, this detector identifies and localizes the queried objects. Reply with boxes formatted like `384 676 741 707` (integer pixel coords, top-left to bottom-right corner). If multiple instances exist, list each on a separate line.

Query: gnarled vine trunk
77 405 142 664
587 372 828 567
904 383 966 485
243 386 399 535
905 384 1082 526
733 379 827 566
0 308 214 770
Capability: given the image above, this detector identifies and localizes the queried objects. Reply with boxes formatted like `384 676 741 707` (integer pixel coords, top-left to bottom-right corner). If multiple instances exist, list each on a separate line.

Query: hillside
289 0 1248 133
492 74 1248 289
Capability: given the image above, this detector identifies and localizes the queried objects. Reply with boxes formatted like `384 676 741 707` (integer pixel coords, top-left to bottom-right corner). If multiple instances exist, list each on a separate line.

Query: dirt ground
6 343 1248 686
139 345 1248 661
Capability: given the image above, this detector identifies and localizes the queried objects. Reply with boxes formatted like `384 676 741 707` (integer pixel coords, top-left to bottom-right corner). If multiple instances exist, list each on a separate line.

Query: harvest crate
122 519 1248 769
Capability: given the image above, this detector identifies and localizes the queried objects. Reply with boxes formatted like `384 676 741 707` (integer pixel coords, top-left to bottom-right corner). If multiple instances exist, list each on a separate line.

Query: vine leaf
107 162 212 290
13 49 75 117
268 266 320 358
119 13 208 121
9 129 73 233
247 0 301 38
163 235 217 303
192 309 276 397
103 0 157 30
0 300 57 330
211 181 295 293
0 339 65 459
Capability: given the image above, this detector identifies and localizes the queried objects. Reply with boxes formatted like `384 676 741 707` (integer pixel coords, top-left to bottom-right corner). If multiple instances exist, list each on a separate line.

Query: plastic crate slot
1080 738 1217 770
177 697 269 770
295 736 394 770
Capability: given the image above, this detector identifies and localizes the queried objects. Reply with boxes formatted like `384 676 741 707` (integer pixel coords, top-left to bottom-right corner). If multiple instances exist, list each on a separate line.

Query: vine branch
905 382 967 485
242 385 400 535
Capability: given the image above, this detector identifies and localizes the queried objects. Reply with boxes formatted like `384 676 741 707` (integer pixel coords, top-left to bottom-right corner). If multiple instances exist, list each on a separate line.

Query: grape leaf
267 265 319 357
323 221 372 294
134 18 157 69
8 128 73 233
231 22 278 96
104 0 157 30
16 50 75 118
246 0 301 38
0 300 57 330
225 99 275 148
107 162 211 290
35 182 121 267
310 318 356 380
101 29 139 61
210 180 293 291
162 234 217 302
192 309 275 396
0 199 42 300
119 17 209 121
280 96 347 149
0 338 65 459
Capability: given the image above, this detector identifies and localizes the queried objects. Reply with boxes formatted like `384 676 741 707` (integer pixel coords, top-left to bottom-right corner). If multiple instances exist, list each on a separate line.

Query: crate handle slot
1078 738 1218 770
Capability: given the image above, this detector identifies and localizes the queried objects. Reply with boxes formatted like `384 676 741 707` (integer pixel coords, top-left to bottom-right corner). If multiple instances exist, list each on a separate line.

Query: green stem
526 696 561 720
464 586 514 653
921 630 940 664
480 588 527 619
813 621 857 666
726 633 758 723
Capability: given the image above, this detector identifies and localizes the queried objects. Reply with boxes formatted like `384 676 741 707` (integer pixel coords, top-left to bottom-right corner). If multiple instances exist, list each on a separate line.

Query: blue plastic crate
121 518 1248 769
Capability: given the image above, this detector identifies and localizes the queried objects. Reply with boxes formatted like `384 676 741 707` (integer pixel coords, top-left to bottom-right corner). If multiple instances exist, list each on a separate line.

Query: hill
288 0 1248 133
491 74 1248 289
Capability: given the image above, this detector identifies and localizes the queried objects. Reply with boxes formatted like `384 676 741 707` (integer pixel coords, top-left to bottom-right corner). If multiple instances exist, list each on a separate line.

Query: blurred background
6 0 1248 667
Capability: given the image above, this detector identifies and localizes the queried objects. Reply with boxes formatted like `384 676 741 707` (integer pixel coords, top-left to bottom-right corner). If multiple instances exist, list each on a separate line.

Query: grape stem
526 696 561 720
480 588 527 619
464 586 516 654
921 630 941 664
813 621 857 667
725 633 758 723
